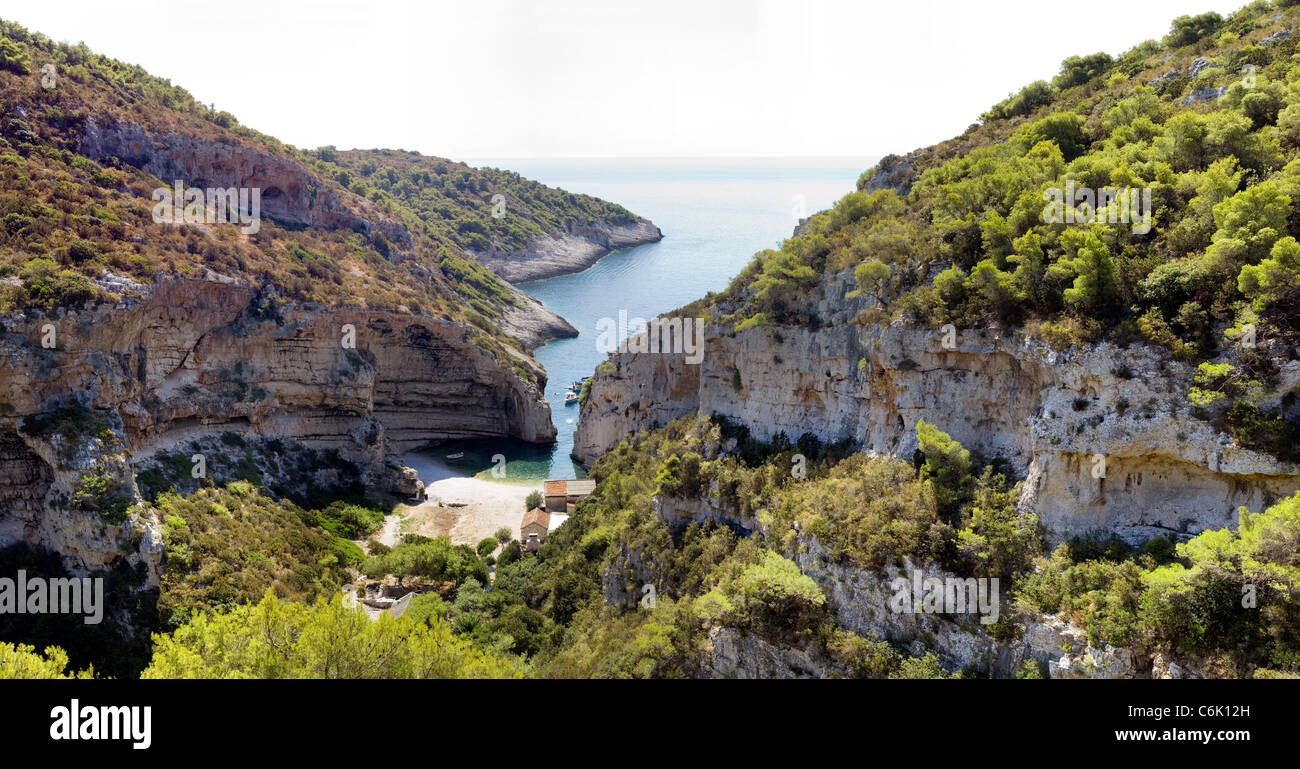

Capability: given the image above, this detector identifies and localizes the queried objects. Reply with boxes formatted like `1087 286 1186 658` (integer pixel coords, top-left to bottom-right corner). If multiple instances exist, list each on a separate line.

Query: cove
502 157 871 480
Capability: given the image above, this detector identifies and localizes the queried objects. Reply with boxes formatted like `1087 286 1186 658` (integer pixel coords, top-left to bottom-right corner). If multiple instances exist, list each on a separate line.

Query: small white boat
563 391 578 406
446 452 464 460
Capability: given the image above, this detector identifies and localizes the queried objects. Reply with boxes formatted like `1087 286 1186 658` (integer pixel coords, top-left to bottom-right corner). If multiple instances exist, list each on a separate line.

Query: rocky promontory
471 217 663 283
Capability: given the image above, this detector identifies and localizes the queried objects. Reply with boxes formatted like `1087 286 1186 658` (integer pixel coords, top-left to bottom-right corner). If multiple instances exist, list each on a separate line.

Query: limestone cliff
575 268 1300 544
0 275 555 578
0 43 664 581
471 217 663 283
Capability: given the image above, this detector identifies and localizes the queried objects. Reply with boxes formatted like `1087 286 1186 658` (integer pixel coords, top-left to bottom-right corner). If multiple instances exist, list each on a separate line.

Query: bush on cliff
156 484 356 630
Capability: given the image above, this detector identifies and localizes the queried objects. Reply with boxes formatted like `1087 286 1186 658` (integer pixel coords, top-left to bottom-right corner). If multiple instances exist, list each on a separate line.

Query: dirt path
374 514 402 548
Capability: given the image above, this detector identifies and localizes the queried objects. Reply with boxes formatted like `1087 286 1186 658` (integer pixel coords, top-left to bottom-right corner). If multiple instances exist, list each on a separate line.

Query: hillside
581 2 1300 522
6 3 1300 682
0 18 656 593
562 1 1300 677
326 149 662 283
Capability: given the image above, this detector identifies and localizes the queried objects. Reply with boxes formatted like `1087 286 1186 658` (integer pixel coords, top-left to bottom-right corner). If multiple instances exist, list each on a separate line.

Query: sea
425 157 873 482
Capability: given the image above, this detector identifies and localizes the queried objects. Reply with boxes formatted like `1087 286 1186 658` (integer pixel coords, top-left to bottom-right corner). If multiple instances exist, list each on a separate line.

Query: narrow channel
511 157 870 479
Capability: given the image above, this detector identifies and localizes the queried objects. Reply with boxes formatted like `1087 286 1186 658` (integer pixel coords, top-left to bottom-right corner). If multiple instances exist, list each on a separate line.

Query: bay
446 157 873 481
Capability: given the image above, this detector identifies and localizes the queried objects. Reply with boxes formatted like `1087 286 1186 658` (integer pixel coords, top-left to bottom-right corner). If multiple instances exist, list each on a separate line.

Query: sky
0 0 1256 159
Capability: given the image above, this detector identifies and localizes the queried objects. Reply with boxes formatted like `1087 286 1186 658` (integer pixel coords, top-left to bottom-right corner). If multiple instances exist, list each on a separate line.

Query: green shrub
1164 12 1223 48
142 592 520 679
1217 402 1300 462
0 38 30 75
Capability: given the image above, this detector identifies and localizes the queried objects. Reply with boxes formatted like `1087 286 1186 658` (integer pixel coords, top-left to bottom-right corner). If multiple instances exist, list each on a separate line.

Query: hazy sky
0 0 1252 158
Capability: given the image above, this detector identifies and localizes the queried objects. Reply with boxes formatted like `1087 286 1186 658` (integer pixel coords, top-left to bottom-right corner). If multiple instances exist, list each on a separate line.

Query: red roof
544 480 567 496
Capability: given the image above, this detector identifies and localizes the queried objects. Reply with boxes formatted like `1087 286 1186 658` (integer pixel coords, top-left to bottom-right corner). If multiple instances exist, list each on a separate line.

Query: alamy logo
50 699 151 750
889 570 1000 625
595 310 705 364
0 570 102 624
152 180 261 234
1042 182 1152 234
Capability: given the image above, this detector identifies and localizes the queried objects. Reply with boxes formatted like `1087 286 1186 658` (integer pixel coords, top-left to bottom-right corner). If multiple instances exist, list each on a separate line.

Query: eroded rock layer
575 270 1300 543
0 277 555 577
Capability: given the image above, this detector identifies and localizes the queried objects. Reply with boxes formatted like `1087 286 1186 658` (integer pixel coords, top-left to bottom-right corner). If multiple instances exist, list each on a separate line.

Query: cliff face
617 497 1193 679
0 276 554 577
498 286 579 350
78 118 408 242
575 269 1300 544
471 218 663 283
75 117 582 352
0 75 654 579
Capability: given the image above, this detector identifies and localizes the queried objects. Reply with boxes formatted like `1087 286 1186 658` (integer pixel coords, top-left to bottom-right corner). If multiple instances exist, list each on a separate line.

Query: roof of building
522 507 550 530
565 479 596 495
544 480 567 496
547 513 569 533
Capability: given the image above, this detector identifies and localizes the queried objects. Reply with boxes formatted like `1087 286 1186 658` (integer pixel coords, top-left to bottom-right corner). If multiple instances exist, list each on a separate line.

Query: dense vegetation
155 483 371 631
362 534 490 587
1013 489 1300 677
474 413 1296 677
394 415 1040 677
702 1 1300 458
141 593 520 679
0 478 391 678
323 148 636 255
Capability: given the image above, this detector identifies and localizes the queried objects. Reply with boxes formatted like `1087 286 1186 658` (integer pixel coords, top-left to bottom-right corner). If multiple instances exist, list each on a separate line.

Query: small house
543 478 597 514
522 507 551 551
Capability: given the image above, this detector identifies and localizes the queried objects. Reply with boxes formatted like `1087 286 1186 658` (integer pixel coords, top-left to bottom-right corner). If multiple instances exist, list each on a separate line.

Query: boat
563 391 578 406
445 452 464 460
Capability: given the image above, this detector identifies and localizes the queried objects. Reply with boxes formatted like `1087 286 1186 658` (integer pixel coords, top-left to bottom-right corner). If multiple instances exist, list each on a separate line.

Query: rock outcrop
0 276 555 577
794 534 1159 678
471 218 663 283
575 269 1300 544
498 286 579 350
78 118 410 245
701 626 846 679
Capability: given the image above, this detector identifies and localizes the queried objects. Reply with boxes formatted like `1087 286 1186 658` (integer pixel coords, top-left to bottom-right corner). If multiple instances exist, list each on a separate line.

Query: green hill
714 3 1300 359
0 18 643 347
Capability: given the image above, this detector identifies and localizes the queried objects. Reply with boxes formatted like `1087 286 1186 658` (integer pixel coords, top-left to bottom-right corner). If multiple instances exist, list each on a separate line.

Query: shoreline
394 452 544 546
474 217 663 284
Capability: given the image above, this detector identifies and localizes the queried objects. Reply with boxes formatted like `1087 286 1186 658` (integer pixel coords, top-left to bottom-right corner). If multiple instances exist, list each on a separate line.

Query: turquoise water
409 437 557 484
450 157 873 480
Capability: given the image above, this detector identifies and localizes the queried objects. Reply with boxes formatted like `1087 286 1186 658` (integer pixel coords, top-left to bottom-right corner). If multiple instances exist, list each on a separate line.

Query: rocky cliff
575 268 1300 544
696 536 1198 679
471 217 663 283
78 118 404 240
0 32 669 582
0 273 555 578
789 534 1181 679
74 117 577 352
